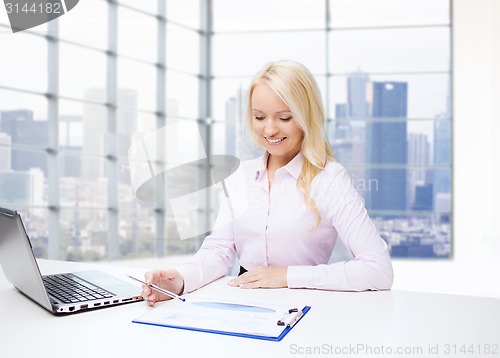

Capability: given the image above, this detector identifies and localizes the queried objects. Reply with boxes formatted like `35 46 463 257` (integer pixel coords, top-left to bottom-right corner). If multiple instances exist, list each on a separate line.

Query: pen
127 275 186 302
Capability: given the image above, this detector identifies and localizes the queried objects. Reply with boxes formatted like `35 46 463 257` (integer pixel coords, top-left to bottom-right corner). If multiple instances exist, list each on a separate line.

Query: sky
0 0 451 146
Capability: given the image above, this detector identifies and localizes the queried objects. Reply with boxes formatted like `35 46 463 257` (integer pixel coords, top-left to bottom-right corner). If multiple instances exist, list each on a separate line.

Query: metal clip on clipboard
277 308 304 328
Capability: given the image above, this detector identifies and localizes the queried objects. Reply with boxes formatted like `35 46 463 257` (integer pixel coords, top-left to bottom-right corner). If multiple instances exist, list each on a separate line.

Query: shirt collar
283 151 304 180
254 152 268 182
254 151 304 181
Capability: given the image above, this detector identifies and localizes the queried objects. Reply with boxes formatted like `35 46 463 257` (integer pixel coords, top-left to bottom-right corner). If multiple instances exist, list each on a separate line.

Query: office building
391 238 436 258
82 88 138 181
0 168 44 206
331 71 370 192
331 104 351 163
60 115 83 178
333 70 371 142
366 81 408 213
412 183 434 211
408 133 431 208
0 110 48 176
0 132 11 172
347 70 371 119
433 116 451 207
230 89 261 161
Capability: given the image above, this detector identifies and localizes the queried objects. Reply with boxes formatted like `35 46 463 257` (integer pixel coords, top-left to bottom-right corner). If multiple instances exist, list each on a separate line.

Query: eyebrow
251 108 292 114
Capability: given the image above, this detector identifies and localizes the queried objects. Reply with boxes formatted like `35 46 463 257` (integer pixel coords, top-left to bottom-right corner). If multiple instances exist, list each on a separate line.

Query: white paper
134 295 307 338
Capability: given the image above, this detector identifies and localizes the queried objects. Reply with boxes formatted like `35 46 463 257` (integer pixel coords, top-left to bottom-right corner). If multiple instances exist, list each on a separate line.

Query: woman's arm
287 166 394 291
174 192 237 293
229 165 394 291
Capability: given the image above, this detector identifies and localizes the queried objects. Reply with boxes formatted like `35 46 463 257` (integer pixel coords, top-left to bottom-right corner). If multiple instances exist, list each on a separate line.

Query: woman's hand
141 269 184 306
228 267 288 289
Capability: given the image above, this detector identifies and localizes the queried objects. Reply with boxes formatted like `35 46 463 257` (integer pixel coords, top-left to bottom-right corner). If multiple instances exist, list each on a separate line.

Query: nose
264 120 279 137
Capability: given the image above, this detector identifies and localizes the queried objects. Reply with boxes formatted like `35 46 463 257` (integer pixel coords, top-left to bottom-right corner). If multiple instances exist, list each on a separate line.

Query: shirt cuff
174 262 201 294
287 265 315 289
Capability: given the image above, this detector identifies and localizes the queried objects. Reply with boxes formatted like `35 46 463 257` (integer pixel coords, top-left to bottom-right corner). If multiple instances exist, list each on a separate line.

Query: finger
228 273 251 286
146 296 156 306
141 273 155 300
146 291 159 304
144 271 156 285
228 278 242 286
141 289 155 302
229 273 259 287
141 285 150 298
240 281 262 289
242 271 261 282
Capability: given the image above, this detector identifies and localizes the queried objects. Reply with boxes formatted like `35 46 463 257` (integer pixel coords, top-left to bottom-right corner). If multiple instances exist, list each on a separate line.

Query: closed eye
254 116 265 120
280 117 292 122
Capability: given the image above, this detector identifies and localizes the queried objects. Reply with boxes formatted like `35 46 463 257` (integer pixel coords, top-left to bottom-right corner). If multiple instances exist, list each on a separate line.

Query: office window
329 0 450 27
0 1 202 261
117 0 157 16
0 33 47 91
59 44 107 100
213 31 326 77
118 6 157 61
117 59 156 111
211 0 452 259
167 0 200 30
328 1 452 259
166 71 199 119
167 23 200 74
0 1 451 261
213 0 325 32
58 0 108 50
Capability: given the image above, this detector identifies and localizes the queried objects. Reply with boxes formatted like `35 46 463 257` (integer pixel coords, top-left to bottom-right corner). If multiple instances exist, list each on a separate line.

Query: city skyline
0 73 452 259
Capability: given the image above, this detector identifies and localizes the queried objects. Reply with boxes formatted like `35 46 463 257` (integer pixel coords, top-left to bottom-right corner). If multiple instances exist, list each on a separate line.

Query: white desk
1 260 499 358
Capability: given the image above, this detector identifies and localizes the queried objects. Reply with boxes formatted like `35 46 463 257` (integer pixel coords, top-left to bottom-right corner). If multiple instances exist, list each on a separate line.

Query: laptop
0 207 143 314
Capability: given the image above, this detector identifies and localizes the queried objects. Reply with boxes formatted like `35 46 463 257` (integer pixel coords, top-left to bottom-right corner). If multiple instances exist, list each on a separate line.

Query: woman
141 61 393 305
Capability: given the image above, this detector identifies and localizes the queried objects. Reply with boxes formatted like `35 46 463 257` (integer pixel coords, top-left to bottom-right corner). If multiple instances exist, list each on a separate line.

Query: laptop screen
0 208 52 310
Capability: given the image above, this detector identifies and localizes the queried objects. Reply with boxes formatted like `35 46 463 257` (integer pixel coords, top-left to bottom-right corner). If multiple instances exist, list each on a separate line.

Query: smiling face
251 84 303 166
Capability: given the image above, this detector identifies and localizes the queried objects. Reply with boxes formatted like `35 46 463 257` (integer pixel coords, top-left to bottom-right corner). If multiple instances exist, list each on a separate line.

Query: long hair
246 60 335 230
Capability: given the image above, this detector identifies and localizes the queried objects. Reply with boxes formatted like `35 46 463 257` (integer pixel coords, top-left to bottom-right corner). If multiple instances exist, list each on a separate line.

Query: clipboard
132 296 311 342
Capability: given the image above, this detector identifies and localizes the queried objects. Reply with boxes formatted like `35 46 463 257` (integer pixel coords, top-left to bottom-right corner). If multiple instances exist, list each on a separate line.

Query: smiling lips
265 137 286 144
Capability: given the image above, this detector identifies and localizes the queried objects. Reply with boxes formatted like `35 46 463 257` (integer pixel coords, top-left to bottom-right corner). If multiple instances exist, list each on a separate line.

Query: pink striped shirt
176 152 394 292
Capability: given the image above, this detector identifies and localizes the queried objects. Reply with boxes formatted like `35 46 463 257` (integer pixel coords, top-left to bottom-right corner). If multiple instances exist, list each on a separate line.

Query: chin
266 147 288 156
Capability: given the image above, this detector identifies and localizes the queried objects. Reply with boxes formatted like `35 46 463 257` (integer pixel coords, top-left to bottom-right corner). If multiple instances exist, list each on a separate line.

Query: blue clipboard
132 305 311 342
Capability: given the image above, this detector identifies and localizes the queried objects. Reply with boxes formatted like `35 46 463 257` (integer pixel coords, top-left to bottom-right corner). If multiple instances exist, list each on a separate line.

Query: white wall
453 0 500 263
392 0 500 298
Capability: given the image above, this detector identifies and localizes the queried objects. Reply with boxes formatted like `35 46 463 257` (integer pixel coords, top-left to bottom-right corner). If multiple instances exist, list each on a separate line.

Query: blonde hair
246 60 335 230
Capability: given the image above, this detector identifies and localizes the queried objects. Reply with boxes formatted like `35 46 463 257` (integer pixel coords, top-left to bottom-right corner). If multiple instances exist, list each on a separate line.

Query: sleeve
174 191 237 293
287 166 394 291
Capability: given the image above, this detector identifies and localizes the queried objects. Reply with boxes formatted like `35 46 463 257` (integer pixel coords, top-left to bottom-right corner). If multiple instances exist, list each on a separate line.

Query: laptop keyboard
43 273 114 304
